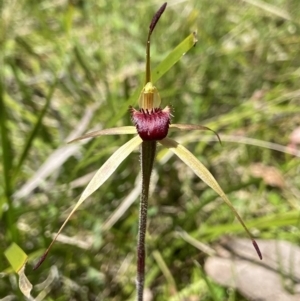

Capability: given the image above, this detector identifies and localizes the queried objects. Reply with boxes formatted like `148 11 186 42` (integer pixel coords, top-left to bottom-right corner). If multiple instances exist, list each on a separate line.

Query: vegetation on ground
1 0 300 300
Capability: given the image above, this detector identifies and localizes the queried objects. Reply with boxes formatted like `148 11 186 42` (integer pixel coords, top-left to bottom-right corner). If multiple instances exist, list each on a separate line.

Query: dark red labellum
130 106 171 141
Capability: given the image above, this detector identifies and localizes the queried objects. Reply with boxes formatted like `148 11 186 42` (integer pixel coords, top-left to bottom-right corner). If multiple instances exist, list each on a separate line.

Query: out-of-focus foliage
1 0 299 300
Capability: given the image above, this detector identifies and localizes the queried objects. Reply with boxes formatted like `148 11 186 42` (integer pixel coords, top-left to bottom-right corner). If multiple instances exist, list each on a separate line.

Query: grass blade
0 80 13 200
13 80 57 179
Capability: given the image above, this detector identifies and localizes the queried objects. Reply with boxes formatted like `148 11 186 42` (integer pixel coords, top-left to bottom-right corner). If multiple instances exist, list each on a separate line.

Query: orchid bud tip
252 239 262 260
149 2 167 35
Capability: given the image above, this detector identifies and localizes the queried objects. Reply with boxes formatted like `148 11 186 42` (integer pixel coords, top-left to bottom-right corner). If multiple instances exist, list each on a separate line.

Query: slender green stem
136 141 156 301
145 32 151 84
0 75 18 242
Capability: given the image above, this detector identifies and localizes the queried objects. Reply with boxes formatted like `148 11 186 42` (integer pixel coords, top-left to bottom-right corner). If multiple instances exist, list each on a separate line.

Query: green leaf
152 32 198 83
4 243 33 298
34 135 142 269
159 137 262 260
4 243 28 273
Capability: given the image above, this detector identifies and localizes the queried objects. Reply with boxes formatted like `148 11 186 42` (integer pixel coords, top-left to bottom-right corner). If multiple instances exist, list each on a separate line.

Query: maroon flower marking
130 106 172 141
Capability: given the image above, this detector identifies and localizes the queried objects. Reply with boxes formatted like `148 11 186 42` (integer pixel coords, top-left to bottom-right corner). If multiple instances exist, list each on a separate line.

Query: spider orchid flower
34 3 262 300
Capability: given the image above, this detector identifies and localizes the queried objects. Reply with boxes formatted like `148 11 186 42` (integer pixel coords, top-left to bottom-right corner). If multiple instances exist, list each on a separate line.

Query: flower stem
145 2 167 84
136 141 156 301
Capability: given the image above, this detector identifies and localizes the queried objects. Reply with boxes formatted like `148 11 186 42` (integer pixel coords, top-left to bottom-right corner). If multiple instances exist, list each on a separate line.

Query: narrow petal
79 135 142 200
169 124 221 145
159 137 262 260
34 135 142 269
68 126 137 143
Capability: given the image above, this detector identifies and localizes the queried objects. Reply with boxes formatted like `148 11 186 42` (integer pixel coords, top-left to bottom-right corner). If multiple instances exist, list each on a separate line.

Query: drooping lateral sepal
159 137 262 260
33 135 143 270
130 106 172 141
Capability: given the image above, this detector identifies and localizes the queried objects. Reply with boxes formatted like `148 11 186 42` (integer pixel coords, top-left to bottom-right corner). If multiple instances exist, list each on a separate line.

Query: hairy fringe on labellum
130 106 172 141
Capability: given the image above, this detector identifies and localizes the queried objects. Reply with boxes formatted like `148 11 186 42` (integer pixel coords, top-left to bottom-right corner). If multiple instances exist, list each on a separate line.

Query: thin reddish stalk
145 2 167 83
136 141 156 301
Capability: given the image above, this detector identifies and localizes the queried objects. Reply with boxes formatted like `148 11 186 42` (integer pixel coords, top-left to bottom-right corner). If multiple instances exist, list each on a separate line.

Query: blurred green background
1 0 300 300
